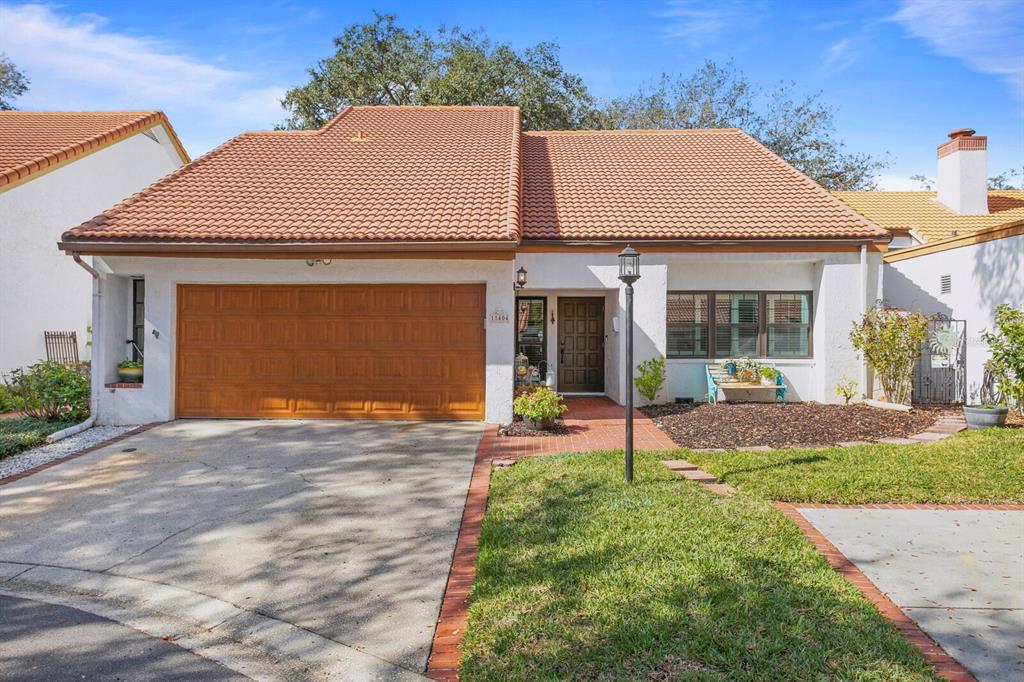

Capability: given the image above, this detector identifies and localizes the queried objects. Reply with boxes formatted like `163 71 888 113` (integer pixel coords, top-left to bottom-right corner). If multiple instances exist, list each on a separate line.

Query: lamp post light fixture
617 245 641 483
514 266 528 290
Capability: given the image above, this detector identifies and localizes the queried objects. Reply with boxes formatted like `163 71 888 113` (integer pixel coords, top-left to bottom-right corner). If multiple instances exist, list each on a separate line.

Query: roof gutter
59 239 521 256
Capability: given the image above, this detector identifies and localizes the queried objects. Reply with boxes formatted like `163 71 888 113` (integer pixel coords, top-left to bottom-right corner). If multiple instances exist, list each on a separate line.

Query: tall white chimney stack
936 128 988 214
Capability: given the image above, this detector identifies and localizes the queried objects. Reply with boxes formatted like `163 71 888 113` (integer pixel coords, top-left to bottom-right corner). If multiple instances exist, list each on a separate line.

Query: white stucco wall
92 256 515 425
937 148 989 215
883 234 1024 397
517 250 880 405
0 125 183 375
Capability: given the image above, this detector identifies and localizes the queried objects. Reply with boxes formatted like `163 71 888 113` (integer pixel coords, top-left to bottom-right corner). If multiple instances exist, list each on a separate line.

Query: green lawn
461 451 939 681
685 428 1024 504
0 418 73 459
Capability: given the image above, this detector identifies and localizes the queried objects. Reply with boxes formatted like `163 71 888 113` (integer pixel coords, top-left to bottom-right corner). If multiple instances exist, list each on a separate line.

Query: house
57 106 890 425
0 111 189 375
836 129 1024 399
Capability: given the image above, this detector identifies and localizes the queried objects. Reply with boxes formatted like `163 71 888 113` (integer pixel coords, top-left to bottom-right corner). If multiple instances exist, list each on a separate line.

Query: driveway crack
103 520 207 571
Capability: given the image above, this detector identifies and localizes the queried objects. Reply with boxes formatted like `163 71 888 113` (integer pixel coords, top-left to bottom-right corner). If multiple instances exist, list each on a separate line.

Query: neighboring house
836 129 1024 399
57 106 889 425
0 111 189 375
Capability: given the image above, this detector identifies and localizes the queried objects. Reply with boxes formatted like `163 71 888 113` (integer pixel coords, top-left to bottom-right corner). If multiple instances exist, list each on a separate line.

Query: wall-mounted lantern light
514 266 528 290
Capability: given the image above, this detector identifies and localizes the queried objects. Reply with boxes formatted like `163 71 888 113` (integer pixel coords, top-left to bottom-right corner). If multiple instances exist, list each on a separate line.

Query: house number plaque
489 310 510 323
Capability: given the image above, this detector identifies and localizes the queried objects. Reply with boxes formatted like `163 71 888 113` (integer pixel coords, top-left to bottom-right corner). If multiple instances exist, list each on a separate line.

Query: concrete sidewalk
797 507 1024 682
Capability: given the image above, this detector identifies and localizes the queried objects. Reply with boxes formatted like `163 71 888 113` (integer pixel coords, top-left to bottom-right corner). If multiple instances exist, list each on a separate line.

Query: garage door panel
176 284 485 419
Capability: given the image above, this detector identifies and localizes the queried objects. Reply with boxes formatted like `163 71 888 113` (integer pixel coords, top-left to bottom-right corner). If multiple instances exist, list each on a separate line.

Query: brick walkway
483 396 676 460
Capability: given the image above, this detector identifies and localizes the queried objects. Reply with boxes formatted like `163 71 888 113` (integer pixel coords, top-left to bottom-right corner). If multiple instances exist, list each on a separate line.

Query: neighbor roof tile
62 106 522 244
0 111 186 188
834 190 1024 242
521 129 887 240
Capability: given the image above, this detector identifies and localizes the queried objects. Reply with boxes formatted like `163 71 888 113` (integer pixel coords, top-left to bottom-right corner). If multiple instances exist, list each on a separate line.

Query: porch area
482 396 675 460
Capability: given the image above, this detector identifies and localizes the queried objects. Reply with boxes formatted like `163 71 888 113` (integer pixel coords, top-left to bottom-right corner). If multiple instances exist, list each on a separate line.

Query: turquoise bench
705 363 788 405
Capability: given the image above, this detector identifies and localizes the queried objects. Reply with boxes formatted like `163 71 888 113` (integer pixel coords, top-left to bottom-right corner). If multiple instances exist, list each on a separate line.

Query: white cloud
0 3 287 154
875 173 930 191
824 38 858 70
655 1 754 47
892 0 1024 98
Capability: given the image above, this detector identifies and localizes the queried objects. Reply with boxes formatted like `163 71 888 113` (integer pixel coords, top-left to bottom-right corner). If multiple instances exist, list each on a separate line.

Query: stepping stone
735 445 772 452
705 483 737 495
691 448 726 453
910 431 951 442
877 437 918 445
837 440 871 447
662 459 698 471
679 469 717 483
492 459 516 468
928 422 967 433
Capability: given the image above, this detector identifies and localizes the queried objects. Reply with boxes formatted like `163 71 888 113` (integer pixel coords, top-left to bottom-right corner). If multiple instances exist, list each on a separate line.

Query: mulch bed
641 402 949 449
498 420 572 437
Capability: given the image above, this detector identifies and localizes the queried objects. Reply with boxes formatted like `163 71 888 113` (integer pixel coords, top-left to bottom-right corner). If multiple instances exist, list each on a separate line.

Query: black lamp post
617 245 641 483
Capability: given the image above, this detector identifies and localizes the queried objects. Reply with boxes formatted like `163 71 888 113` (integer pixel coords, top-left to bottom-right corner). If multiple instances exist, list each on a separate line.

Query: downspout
48 254 101 441
859 243 869 400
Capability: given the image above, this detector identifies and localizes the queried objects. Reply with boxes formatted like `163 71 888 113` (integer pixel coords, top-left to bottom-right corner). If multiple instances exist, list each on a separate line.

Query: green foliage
3 361 90 421
981 304 1024 413
595 60 888 190
634 355 666 401
117 360 144 369
835 377 859 405
512 386 567 422
688 428 1024 505
0 53 29 110
0 384 17 413
280 12 594 131
759 366 779 380
462 451 938 680
0 417 74 459
850 308 930 405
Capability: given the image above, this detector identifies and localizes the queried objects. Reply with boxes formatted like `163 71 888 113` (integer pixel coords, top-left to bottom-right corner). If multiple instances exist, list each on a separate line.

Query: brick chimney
936 128 988 214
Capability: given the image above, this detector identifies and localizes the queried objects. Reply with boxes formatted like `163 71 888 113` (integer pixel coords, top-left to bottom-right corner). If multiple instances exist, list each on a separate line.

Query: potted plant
759 366 779 386
513 386 567 430
117 359 144 383
963 394 1008 429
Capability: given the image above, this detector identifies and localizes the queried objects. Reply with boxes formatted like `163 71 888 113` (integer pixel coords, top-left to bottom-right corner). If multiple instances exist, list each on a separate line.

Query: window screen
666 293 709 358
713 293 759 357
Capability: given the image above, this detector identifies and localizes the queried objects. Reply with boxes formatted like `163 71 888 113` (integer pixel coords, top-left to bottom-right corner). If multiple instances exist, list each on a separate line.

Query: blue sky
2 0 1021 189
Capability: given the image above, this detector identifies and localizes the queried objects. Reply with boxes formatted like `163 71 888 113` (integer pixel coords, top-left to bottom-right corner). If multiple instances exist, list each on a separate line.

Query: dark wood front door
558 297 604 392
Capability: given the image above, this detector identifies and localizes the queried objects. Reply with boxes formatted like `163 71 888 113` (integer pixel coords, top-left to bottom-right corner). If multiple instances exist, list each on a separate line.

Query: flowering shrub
850 308 929 405
3 361 89 421
513 386 567 422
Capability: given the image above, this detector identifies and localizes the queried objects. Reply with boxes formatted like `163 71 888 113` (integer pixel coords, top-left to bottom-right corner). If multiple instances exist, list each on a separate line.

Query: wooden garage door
176 284 485 420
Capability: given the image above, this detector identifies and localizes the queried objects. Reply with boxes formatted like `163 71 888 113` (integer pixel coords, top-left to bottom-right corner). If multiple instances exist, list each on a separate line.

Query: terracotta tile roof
833 190 1024 242
62 106 522 245
0 111 188 189
521 129 888 241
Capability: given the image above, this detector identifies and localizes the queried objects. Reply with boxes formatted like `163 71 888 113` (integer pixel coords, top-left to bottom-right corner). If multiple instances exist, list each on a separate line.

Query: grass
0 417 74 459
684 428 1024 504
461 451 939 681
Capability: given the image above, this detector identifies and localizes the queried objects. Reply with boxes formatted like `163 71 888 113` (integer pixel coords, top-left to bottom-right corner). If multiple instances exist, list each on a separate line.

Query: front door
558 297 604 392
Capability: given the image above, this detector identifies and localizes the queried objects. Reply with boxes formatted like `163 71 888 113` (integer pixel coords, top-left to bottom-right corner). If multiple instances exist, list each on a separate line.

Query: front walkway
786 505 1024 682
482 396 676 459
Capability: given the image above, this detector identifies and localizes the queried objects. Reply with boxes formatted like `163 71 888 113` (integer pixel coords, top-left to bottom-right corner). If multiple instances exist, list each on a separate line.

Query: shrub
0 417 74 458
3 361 90 421
117 360 144 369
850 308 930 405
0 384 16 413
981 304 1024 414
634 356 666 402
835 377 858 405
513 386 567 422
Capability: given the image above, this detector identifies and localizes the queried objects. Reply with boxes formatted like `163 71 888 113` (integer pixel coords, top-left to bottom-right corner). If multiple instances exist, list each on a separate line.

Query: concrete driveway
797 507 1024 682
0 419 483 680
